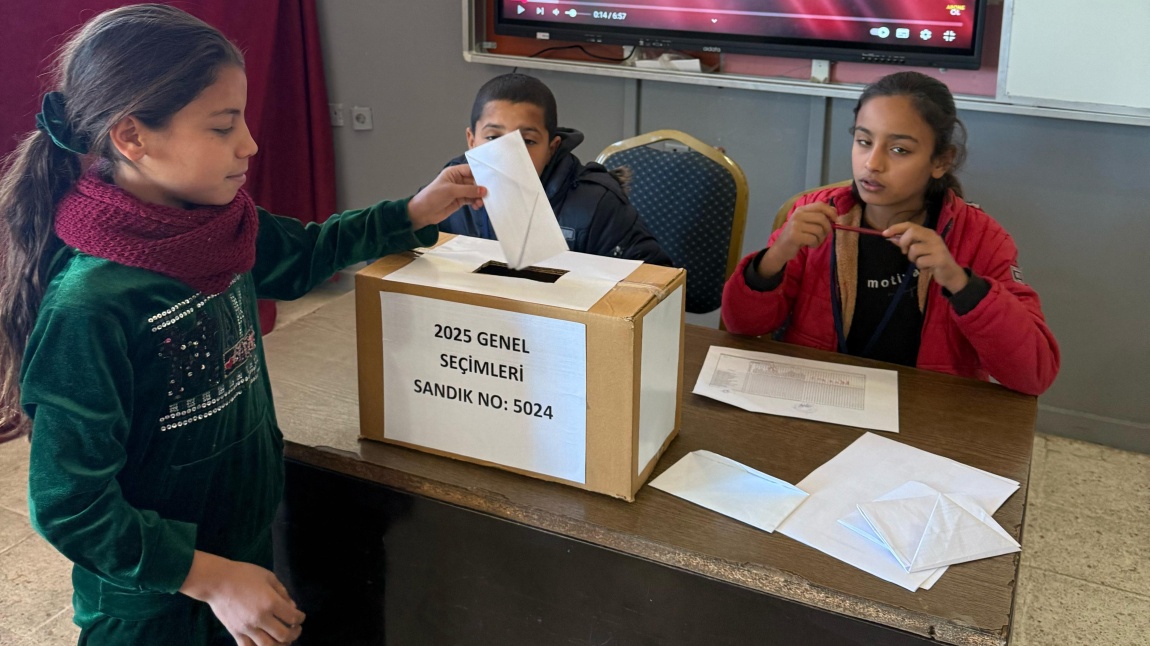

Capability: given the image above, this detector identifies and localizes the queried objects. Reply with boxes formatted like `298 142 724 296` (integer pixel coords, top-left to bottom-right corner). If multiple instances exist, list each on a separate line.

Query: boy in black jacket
439 73 673 266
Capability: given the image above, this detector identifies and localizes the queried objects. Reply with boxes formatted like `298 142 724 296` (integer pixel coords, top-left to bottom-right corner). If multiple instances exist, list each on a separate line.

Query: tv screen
495 0 988 70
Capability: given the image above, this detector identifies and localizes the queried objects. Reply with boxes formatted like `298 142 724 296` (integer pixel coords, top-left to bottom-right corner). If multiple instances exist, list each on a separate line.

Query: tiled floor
2 278 1146 645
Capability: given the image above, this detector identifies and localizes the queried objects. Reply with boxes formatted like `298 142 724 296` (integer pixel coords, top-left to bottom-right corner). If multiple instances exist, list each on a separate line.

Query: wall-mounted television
495 0 989 70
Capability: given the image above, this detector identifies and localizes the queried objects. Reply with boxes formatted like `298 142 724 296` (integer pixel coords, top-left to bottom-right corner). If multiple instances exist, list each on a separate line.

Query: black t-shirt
843 207 942 365
845 232 922 366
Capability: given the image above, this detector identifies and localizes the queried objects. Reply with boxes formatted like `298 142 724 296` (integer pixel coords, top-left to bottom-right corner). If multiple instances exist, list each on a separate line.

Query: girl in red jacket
721 72 1059 395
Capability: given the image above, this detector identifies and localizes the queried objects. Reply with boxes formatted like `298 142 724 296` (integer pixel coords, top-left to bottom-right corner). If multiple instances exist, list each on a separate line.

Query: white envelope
854 481 1021 573
648 450 809 533
464 129 569 269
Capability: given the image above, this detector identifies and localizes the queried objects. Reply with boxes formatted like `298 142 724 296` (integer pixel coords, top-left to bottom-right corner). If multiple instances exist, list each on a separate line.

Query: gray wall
315 1 1150 452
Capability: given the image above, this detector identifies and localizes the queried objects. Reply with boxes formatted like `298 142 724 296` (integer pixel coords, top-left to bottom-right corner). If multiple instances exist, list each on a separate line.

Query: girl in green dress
0 5 483 644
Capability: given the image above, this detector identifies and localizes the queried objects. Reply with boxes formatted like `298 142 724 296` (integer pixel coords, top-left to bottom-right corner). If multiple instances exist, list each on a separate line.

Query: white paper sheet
692 346 900 433
385 236 642 311
465 129 569 269
777 433 1019 591
648 450 809 533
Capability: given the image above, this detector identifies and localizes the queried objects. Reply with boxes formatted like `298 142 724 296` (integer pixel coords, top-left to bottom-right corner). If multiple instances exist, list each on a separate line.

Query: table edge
284 441 1009 646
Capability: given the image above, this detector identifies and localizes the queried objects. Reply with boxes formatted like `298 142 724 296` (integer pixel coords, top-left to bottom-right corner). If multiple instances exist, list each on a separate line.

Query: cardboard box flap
375 235 639 311
590 264 685 319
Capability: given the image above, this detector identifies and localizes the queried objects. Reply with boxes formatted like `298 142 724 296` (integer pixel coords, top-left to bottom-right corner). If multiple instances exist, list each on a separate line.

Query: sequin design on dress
150 277 261 431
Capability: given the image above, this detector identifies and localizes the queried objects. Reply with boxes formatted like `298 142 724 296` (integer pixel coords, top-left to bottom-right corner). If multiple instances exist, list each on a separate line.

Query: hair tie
35 92 89 155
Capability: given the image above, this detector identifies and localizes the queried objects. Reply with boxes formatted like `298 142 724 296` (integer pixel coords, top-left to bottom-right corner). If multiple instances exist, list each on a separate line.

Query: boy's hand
181 551 305 645
884 221 967 293
407 164 487 230
758 202 835 278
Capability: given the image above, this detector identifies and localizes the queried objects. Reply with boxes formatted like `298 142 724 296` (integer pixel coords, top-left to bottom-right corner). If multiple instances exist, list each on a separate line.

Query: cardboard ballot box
355 235 686 500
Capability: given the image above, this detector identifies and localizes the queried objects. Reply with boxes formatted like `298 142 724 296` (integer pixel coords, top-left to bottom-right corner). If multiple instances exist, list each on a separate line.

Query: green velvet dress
20 201 435 645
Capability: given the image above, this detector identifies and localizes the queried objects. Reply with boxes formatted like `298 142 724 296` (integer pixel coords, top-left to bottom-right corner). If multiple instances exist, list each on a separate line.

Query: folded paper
465 129 569 269
777 433 1019 591
649 450 808 533
854 481 1020 573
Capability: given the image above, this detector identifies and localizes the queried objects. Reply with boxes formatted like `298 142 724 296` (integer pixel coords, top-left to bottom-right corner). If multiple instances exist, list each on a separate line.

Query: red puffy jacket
721 185 1060 395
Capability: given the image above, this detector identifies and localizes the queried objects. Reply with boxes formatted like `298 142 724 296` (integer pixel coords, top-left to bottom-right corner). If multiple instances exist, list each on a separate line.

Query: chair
597 130 748 314
772 179 853 233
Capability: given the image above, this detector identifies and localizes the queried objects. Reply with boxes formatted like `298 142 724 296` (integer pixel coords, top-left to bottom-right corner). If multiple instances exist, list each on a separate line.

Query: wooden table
264 292 1035 646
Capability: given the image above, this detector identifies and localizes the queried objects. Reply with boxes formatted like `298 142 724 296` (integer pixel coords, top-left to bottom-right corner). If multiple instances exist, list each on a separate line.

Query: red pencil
832 223 885 236
825 197 900 239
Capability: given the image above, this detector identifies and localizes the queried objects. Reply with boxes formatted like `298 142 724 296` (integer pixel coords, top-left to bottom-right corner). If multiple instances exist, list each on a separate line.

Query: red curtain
0 1 336 333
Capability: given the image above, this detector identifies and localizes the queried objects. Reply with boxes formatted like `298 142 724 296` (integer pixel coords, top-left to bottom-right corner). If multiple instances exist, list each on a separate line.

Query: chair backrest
597 130 748 314
772 179 853 232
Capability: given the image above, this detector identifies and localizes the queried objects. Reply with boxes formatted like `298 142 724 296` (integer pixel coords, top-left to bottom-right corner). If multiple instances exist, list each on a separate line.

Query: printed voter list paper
465 129 568 269
649 450 808 533
693 346 899 433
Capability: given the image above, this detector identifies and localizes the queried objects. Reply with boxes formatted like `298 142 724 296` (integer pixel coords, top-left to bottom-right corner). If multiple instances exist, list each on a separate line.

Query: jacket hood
550 127 584 159
539 127 585 193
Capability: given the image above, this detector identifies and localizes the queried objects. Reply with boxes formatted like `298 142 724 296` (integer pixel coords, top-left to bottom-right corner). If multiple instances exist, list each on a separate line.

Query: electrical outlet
351 106 373 131
328 103 344 127
810 59 831 84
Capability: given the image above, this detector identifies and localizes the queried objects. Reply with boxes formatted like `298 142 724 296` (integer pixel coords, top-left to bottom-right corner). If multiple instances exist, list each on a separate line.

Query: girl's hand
407 164 487 230
181 551 305 645
884 221 968 293
758 202 835 278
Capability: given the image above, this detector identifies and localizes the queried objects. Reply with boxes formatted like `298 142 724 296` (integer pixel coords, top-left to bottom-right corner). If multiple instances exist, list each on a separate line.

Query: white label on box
637 285 683 475
380 292 588 483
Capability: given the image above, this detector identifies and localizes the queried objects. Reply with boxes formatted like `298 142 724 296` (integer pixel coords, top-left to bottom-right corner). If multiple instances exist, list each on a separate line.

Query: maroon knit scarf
54 170 258 294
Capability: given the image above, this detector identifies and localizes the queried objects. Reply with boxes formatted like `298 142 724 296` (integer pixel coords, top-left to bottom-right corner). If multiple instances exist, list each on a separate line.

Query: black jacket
439 128 673 266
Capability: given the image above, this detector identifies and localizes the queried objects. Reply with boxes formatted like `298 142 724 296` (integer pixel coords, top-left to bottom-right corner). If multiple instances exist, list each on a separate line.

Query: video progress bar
519 1 965 28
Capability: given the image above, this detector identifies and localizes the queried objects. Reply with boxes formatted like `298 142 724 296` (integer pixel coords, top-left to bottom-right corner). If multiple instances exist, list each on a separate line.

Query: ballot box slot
474 261 567 283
